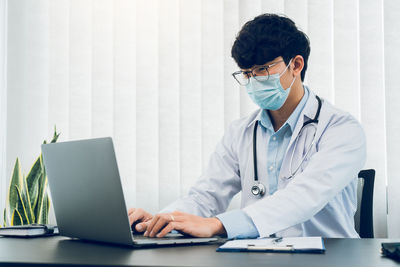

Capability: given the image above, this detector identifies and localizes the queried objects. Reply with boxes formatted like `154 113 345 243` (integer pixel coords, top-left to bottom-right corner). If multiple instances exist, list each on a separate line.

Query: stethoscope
251 95 322 197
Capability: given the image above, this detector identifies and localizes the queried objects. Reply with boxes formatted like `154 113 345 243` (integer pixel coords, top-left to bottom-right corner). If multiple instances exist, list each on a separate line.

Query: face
242 55 303 90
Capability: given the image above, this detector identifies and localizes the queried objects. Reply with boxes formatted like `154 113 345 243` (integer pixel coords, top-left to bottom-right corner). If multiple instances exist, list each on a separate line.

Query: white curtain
0 0 7 226
2 0 399 238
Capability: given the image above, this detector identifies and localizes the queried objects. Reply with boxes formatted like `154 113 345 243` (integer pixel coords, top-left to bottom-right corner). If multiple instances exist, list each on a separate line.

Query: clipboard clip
247 244 294 252
272 237 283 244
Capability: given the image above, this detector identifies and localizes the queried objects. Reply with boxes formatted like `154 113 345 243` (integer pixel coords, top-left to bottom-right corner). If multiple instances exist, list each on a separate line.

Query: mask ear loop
278 58 293 78
279 58 296 91
287 76 296 89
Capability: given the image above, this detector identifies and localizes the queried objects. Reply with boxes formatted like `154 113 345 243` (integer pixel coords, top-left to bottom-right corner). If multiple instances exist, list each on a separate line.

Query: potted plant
3 127 60 226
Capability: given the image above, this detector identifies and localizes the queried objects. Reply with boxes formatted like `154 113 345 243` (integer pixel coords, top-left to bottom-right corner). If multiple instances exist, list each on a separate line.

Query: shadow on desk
56 236 225 249
52 239 133 265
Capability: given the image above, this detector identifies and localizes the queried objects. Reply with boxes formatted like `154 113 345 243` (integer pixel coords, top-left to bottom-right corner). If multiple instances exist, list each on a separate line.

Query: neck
268 83 305 132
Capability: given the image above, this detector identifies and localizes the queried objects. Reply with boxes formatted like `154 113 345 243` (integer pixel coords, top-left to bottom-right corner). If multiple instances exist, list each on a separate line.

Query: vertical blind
0 0 6 225
2 0 399 238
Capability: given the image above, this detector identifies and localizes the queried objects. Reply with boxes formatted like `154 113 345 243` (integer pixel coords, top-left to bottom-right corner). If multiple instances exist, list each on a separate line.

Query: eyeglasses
232 60 285 86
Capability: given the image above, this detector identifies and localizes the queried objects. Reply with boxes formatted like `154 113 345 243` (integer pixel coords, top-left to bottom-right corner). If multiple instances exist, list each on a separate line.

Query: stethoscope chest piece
251 182 266 196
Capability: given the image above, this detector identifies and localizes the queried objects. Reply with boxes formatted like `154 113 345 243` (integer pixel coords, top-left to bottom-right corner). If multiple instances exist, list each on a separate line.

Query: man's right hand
128 208 153 233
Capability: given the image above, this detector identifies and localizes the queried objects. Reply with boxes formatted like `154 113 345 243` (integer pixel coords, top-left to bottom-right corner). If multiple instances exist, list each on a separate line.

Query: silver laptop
41 137 218 247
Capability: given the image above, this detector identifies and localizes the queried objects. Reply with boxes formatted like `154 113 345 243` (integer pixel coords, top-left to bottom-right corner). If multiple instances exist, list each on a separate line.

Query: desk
0 236 399 266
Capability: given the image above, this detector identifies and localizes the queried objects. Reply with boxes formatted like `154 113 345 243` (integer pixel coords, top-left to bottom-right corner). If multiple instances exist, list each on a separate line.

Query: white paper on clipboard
217 236 325 253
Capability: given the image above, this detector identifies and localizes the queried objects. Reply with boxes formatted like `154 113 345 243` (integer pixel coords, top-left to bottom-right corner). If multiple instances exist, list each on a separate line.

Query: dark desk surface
0 236 399 267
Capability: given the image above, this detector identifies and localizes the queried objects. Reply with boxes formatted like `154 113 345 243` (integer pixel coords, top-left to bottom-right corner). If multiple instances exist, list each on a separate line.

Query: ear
291 55 304 77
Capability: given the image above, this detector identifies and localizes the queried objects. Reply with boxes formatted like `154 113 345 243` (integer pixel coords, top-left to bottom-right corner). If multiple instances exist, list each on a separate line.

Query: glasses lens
253 66 270 82
233 71 249 85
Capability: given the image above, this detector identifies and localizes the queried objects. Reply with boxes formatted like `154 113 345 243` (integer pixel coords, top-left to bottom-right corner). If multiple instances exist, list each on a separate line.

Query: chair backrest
354 169 375 238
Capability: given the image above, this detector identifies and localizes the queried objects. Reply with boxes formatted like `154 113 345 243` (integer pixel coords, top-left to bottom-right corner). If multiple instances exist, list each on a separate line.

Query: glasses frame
232 60 285 86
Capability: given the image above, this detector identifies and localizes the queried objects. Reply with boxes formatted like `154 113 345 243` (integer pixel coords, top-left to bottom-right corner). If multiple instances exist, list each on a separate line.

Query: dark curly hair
231 13 310 81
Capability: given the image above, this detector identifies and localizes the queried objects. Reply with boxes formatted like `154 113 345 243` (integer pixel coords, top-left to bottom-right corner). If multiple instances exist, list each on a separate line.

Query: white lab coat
161 89 367 238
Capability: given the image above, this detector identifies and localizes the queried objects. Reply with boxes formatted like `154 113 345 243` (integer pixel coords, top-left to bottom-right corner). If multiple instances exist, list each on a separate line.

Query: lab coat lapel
279 90 319 180
287 90 319 149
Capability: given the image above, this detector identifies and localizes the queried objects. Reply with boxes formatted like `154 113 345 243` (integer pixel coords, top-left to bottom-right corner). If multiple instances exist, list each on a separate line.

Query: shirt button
269 165 274 171
272 136 276 141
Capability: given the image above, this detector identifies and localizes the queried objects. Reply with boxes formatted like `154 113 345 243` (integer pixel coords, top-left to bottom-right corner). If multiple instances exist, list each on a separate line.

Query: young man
128 14 366 239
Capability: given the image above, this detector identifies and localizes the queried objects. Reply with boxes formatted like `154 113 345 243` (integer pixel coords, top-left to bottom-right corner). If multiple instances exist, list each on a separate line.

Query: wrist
209 217 227 236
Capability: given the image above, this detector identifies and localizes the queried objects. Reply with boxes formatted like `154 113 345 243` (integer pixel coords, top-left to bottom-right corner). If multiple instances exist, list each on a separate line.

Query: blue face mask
245 59 296 110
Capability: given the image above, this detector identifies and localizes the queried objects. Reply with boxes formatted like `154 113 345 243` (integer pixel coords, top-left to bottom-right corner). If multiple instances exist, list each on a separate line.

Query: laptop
41 137 219 247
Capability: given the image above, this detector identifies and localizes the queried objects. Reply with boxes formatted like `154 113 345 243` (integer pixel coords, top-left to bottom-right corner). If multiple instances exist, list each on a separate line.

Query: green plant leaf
3 208 6 227
43 125 60 145
50 125 60 143
14 185 30 225
21 174 34 224
11 209 23 226
36 179 49 224
6 159 24 222
34 155 48 224
7 159 22 212
26 155 42 219
39 190 50 225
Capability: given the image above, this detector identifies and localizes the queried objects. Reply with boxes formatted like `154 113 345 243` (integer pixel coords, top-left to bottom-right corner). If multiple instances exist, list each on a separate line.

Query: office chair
354 169 375 238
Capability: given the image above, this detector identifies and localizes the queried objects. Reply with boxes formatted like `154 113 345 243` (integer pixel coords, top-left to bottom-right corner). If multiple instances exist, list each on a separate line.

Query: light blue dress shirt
216 86 310 239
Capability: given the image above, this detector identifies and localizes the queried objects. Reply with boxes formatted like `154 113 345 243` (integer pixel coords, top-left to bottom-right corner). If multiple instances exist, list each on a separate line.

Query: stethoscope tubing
252 95 322 196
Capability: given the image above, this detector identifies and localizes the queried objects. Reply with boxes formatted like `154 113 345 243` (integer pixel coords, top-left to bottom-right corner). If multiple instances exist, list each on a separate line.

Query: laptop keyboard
132 232 191 240
131 231 222 246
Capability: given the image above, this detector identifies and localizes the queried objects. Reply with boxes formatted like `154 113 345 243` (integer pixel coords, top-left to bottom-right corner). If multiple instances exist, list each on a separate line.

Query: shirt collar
285 85 309 131
246 85 312 132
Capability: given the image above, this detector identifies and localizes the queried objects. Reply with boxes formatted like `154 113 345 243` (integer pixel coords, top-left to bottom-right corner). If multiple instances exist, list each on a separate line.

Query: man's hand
128 208 153 233
143 211 227 238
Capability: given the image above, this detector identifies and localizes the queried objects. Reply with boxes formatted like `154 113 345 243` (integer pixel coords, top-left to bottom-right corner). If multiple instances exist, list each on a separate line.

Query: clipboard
216 236 325 254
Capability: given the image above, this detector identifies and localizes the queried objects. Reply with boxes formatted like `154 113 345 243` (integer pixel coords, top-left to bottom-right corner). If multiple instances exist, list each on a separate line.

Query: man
128 13 366 239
